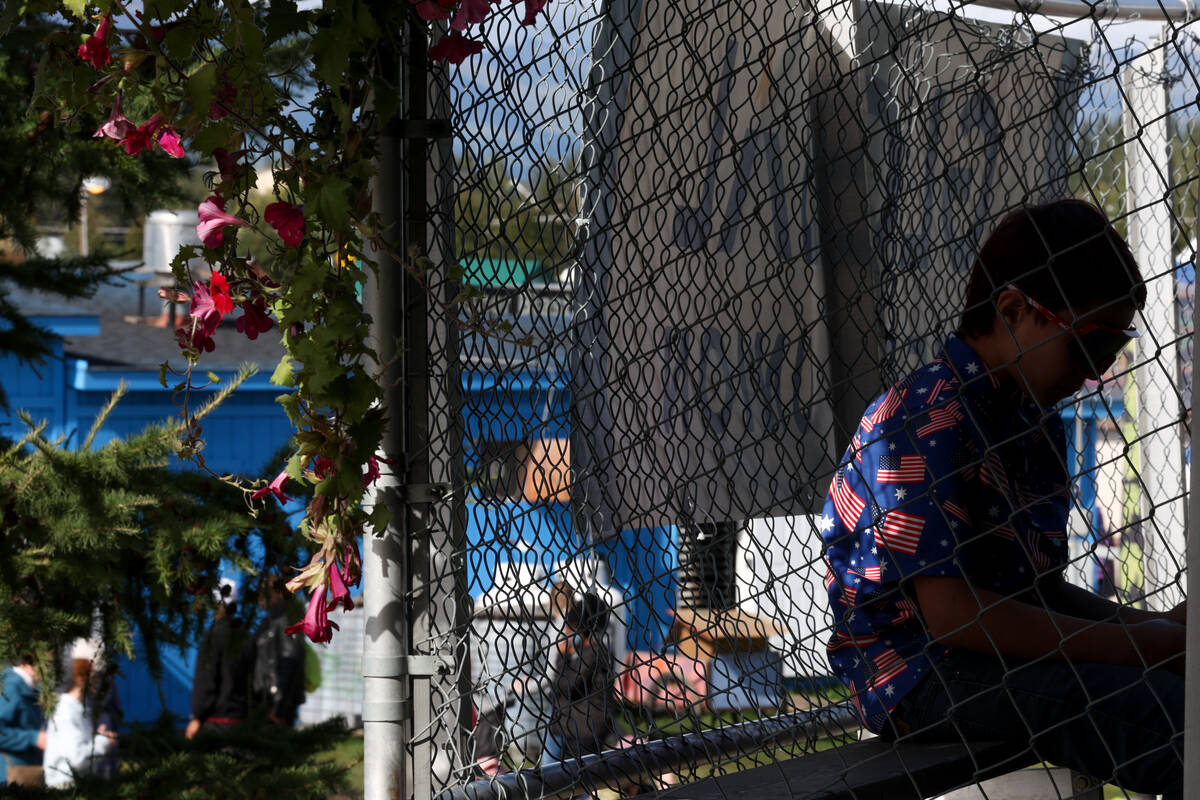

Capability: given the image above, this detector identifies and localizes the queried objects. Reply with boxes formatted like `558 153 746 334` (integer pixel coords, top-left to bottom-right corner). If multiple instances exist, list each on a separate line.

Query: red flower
197 196 248 249
174 323 215 353
77 15 112 69
286 591 339 643
120 113 164 156
312 456 334 479
209 81 237 120
212 148 245 183
157 127 185 158
251 469 292 504
235 293 274 340
521 0 548 25
264 202 305 247
451 0 491 31
94 94 134 141
208 271 234 315
429 31 484 64
327 564 353 612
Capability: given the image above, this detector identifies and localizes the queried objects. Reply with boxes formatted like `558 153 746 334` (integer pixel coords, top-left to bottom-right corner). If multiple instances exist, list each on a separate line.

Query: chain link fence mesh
388 1 1200 797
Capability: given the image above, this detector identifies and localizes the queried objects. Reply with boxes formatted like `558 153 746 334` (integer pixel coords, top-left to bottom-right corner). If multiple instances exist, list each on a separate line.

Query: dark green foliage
0 380 305 709
2 715 352 799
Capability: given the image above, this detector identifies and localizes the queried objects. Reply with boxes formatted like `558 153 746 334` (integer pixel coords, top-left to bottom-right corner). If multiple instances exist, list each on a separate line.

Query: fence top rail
964 0 1196 21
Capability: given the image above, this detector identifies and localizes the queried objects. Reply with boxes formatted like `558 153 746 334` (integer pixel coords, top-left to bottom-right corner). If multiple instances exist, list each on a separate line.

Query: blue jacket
0 667 43 782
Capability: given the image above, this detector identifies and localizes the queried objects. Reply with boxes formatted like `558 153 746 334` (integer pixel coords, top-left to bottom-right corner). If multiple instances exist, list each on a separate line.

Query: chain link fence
389 0 1200 797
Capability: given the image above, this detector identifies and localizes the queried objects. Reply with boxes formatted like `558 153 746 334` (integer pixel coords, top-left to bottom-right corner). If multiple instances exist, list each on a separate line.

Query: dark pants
890 649 1183 798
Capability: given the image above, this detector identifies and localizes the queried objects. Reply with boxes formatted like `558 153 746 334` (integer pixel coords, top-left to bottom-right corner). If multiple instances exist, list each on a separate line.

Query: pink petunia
120 113 164 156
196 196 248 249
327 564 353 612
77 15 112 69
235 293 274 340
521 0 549 25
187 280 223 337
429 31 484 64
286 590 339 643
157 127 185 158
263 202 305 247
251 469 291 504
451 0 491 31
93 94 135 141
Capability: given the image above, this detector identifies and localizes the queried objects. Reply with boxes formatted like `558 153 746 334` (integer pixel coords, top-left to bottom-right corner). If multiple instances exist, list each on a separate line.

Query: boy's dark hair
564 592 609 639
959 199 1146 337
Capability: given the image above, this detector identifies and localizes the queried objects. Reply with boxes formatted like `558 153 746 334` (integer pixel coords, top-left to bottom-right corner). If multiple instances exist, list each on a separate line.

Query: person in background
0 653 45 786
252 575 306 726
43 639 115 788
187 577 254 738
544 592 616 765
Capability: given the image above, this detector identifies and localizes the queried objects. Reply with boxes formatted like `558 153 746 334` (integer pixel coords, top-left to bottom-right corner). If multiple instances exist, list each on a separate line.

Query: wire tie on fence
402 482 451 504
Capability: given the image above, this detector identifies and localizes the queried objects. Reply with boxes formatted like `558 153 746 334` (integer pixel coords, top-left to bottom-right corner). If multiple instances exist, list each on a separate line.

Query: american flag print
876 510 924 555
821 335 1072 736
915 401 963 438
877 454 925 483
871 648 908 686
830 470 866 529
861 386 907 433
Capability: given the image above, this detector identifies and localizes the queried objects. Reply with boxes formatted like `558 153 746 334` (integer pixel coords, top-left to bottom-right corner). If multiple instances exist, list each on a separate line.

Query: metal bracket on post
402 482 451 505
361 654 453 725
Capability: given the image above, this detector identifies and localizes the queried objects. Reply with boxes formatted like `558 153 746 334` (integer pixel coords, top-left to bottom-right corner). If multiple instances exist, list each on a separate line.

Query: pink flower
120 113 164 156
186 280 223 337
521 0 548 25
363 455 394 488
451 0 491 31
77 15 112 69
94 94 135 141
264 202 305 247
209 81 238 120
327 564 353 612
251 469 292 504
286 591 339 644
157 127 185 158
235 293 274 340
197 195 248 249
429 31 484 64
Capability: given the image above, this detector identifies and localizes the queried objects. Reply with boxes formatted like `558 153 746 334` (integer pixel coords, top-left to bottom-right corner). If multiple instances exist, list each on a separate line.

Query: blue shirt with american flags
820 334 1072 733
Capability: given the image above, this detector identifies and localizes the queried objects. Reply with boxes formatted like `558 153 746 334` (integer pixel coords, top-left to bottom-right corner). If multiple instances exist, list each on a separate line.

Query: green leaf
61 0 87 19
270 355 295 387
158 363 169 388
190 121 235 157
205 371 221 384
306 176 352 233
162 24 202 61
185 62 218 116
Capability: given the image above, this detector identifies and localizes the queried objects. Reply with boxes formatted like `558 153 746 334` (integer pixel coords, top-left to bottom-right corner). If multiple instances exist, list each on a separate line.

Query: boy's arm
1036 575 1185 625
913 575 1185 673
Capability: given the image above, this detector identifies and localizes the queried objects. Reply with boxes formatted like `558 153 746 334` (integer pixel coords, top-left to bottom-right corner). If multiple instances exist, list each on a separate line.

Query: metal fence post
1123 34 1186 611
364 21 466 800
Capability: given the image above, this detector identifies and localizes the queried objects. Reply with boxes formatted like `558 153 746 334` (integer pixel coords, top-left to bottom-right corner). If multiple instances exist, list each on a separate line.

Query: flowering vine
21 0 546 642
